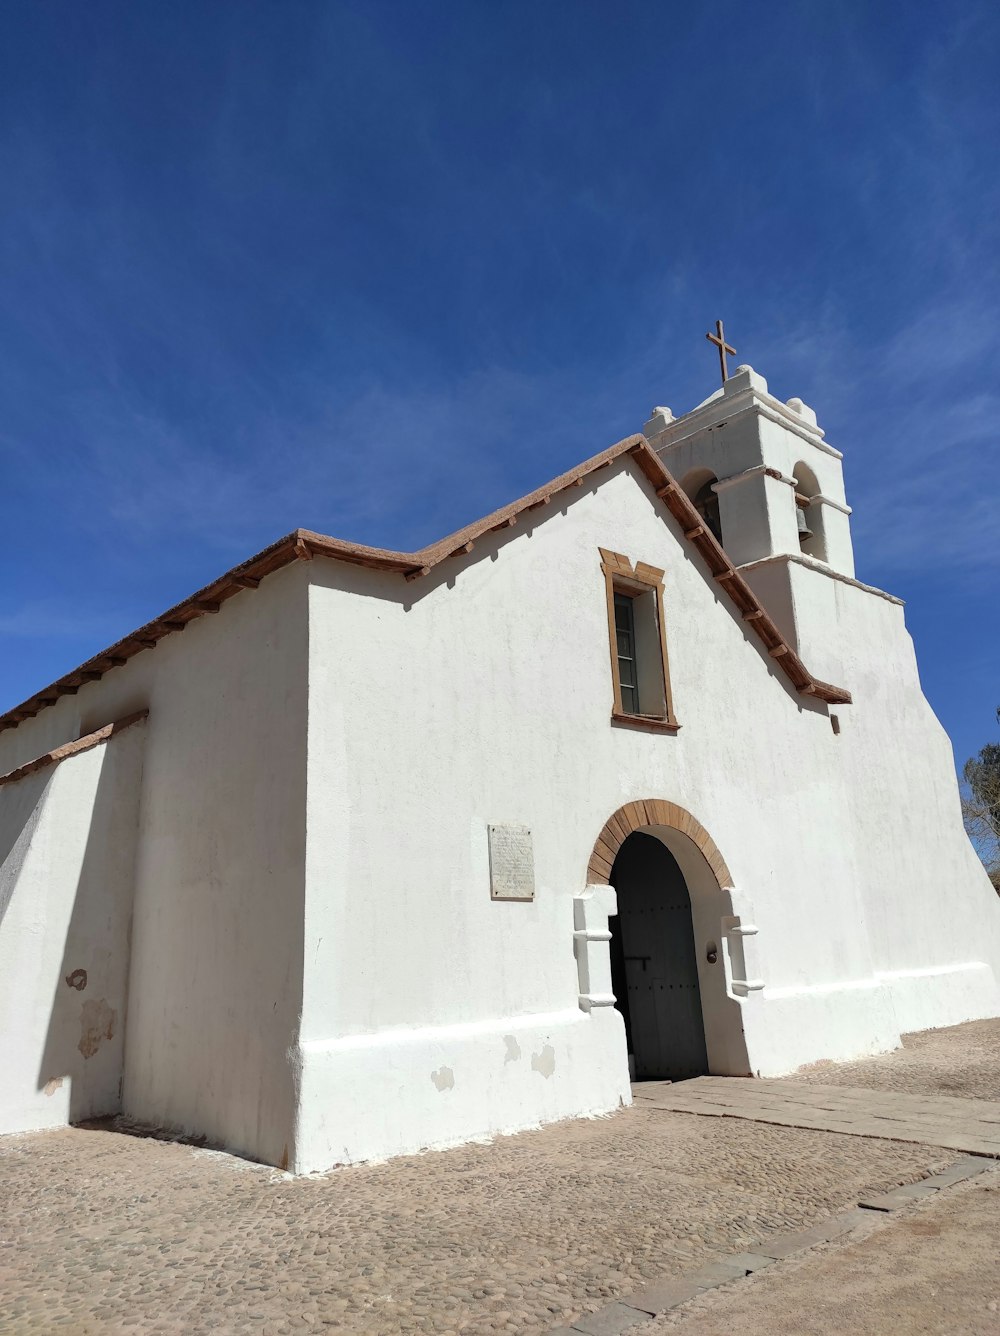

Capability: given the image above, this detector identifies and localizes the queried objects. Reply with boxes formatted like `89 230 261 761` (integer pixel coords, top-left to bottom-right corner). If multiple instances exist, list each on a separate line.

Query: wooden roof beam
0 434 853 732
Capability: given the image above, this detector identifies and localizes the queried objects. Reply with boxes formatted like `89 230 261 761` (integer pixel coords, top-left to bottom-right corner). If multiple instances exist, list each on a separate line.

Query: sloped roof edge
0 435 850 733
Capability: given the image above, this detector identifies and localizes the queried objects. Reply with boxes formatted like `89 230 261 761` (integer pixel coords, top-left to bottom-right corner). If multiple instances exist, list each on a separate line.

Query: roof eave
0 434 851 732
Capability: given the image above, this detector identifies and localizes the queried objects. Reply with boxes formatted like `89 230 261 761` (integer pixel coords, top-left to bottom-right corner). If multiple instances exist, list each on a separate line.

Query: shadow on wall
0 722 145 1131
39 726 144 1121
0 769 53 930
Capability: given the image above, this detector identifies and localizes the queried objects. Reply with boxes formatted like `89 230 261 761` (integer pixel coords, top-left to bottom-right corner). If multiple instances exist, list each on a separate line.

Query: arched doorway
608 832 708 1080
587 799 751 1079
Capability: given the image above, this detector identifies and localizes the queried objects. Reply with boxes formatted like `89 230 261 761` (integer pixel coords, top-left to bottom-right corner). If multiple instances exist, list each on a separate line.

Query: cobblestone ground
788 1018 1000 1101
650 1174 1000 1335
0 1104 950 1335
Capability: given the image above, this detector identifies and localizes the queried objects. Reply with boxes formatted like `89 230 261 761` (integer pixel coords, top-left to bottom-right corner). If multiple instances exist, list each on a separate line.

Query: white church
1 360 998 1174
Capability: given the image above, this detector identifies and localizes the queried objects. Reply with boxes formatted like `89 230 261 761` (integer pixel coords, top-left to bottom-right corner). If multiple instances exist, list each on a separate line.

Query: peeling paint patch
503 1035 521 1064
65 969 88 991
78 998 117 1059
531 1044 556 1078
43 1078 63 1096
431 1066 454 1092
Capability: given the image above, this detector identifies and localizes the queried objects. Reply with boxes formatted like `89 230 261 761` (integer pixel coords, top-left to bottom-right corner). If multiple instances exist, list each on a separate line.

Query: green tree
963 706 1000 892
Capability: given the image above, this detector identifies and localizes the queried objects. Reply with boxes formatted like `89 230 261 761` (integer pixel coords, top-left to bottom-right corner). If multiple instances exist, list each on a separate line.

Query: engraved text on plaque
488 824 535 901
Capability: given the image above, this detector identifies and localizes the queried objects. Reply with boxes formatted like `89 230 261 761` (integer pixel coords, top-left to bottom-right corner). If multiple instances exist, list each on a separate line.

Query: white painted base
879 963 1000 1036
294 1007 631 1173
744 961 1000 1076
745 980 901 1076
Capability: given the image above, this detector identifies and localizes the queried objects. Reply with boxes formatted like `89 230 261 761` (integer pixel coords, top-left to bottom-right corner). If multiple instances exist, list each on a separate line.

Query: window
614 593 639 714
600 549 679 733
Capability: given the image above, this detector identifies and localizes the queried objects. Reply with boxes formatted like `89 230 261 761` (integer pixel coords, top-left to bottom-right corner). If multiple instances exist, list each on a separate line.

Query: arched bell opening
793 461 827 563
589 802 751 1079
680 467 723 547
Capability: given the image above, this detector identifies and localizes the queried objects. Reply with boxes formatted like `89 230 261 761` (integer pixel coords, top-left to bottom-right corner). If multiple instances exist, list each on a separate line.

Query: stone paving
545 1156 1000 1334
789 1017 1000 1101
3 1020 999 1335
649 1171 1000 1334
0 1100 951 1335
633 1074 1000 1156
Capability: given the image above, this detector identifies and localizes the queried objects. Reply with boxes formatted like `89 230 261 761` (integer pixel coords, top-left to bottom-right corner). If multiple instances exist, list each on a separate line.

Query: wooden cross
706 319 736 384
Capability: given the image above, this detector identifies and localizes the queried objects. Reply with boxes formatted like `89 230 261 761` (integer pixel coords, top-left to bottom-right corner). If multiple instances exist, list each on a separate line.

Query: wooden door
610 832 708 1080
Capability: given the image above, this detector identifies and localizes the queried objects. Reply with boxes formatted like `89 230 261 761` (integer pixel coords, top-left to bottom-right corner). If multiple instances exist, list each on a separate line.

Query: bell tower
643 364 855 578
643 364 859 685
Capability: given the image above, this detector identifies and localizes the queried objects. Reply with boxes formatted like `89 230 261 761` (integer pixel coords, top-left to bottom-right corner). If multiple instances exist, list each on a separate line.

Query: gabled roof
0 435 850 734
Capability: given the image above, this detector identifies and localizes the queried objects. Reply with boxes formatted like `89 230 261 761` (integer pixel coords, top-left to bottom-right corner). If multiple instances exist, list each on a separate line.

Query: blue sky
1 2 997 771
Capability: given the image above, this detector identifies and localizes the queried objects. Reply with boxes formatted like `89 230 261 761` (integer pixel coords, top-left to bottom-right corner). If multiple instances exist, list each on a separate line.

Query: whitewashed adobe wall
747 550 998 1038
2 430 996 1175
0 565 310 1168
651 367 1000 1047
0 722 144 1132
297 457 1000 1172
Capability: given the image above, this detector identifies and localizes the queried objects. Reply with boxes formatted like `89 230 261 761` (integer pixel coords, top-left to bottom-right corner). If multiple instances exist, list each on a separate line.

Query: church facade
2 364 997 1174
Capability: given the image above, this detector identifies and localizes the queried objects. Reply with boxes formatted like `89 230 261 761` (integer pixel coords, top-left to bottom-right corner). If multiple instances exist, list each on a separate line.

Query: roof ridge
0 434 849 734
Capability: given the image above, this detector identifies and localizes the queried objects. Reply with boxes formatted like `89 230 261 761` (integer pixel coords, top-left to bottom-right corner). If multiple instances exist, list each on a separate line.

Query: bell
797 506 813 542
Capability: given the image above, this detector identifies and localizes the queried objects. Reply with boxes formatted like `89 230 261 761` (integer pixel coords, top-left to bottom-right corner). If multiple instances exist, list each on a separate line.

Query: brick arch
587 800 733 889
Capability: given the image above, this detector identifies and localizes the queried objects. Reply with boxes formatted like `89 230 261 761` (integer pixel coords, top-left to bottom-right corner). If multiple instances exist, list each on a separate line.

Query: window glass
614 593 639 714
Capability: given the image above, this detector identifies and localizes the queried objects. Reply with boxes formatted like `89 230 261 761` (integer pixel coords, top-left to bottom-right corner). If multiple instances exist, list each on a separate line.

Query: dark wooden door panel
611 831 708 1080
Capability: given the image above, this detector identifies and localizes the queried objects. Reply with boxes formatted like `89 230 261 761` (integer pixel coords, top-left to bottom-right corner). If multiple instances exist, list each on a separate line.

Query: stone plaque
488 824 535 901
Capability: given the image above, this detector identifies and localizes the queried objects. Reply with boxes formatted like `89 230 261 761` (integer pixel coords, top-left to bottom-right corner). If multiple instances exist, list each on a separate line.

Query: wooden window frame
599 548 680 734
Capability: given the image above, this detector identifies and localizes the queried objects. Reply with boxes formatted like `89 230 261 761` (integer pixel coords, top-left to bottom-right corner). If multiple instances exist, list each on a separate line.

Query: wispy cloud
1 1 997 726
0 600 118 641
